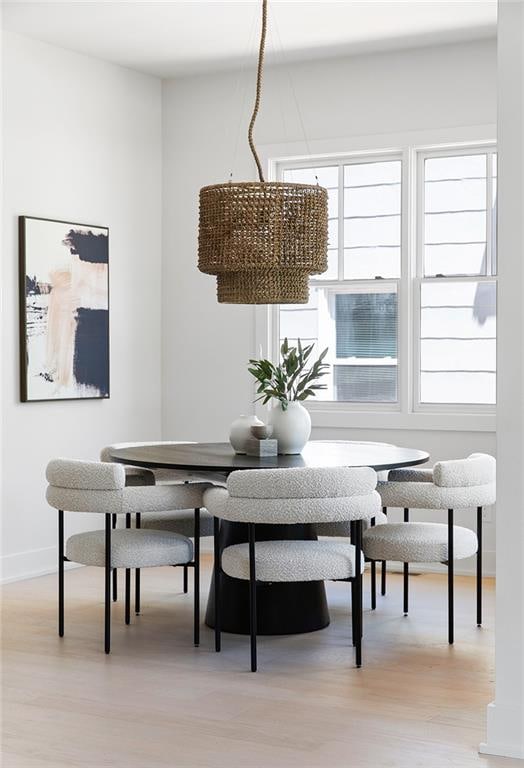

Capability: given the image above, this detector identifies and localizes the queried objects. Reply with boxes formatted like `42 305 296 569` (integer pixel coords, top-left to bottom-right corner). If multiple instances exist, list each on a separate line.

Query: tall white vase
268 401 311 455
229 414 263 454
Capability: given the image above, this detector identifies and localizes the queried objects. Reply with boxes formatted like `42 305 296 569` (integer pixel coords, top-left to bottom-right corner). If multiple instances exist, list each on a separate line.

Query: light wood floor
1 556 518 768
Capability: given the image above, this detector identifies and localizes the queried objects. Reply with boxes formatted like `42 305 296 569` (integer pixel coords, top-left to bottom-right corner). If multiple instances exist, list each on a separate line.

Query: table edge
108 443 430 473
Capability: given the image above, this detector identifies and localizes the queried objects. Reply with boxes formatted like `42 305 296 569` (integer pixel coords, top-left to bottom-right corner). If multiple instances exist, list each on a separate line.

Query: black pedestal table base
204 520 330 635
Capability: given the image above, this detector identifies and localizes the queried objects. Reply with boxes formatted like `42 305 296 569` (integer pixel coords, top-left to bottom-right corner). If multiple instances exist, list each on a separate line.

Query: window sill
307 405 496 433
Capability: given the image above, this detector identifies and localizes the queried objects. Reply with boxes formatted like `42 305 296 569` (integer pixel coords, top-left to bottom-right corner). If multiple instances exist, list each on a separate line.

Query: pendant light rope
197 0 328 304
247 0 268 182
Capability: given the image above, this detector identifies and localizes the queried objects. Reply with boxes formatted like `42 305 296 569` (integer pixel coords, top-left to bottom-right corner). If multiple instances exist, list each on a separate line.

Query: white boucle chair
101 443 218 604
46 458 212 653
363 453 496 644
314 441 395 610
204 466 381 671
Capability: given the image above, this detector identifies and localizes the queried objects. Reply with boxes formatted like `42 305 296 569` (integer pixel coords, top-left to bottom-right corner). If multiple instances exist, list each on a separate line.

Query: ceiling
3 0 497 78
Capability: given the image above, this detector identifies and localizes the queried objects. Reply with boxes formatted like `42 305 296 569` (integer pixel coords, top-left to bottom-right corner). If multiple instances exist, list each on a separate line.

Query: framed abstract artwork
19 216 110 402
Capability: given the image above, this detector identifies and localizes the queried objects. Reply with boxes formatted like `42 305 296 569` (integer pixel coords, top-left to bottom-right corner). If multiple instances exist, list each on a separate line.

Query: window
274 142 497 414
417 149 497 406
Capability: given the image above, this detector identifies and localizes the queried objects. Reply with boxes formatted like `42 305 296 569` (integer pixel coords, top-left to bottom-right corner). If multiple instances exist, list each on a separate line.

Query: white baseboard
1 546 82 585
479 702 524 759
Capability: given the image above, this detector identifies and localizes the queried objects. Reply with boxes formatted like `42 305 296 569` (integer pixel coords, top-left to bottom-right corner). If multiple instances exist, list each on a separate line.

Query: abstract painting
19 216 109 401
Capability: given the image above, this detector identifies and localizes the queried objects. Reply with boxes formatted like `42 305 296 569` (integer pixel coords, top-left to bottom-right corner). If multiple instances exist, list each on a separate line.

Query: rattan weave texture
198 181 328 304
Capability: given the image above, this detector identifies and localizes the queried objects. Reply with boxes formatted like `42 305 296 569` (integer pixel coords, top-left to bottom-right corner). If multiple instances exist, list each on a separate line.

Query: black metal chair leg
403 508 409 616
448 509 454 644
194 509 200 647
370 517 376 610
248 523 258 672
112 513 117 602
135 513 141 615
381 507 387 596
350 521 357 646
58 510 64 637
125 513 131 625
213 517 221 653
351 575 358 647
477 506 482 627
183 564 189 594
354 519 363 668
105 514 112 654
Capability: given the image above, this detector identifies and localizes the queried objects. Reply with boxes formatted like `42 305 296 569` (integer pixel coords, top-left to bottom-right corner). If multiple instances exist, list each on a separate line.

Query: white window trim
254 125 497 433
414 145 497 413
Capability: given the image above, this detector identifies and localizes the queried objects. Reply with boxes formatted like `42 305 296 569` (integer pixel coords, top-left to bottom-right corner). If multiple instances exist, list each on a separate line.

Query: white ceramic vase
268 401 311 455
229 414 263 454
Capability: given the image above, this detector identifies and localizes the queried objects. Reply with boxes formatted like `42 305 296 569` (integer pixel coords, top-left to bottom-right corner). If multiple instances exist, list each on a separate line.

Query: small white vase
268 401 311 455
229 414 263 454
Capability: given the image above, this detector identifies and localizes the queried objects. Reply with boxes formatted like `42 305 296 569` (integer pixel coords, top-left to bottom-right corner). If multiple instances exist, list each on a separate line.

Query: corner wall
1 33 163 581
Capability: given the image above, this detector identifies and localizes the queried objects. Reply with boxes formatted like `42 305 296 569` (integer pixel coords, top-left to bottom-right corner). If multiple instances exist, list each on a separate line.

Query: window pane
345 216 400 248
425 211 486 245
345 161 401 186
424 154 487 276
344 247 401 280
334 365 397 403
420 281 496 404
279 289 319 352
283 166 338 188
344 160 401 279
334 289 398 402
425 243 486 277
425 154 486 181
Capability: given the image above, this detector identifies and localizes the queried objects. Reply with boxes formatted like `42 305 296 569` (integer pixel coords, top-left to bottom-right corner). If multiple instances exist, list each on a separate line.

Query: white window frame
255 126 496 432
414 144 498 414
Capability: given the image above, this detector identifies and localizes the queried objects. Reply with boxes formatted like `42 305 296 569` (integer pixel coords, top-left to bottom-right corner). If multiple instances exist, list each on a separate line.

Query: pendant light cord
248 0 267 183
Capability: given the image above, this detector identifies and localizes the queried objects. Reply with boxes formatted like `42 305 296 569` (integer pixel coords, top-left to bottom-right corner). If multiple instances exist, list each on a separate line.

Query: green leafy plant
248 339 329 411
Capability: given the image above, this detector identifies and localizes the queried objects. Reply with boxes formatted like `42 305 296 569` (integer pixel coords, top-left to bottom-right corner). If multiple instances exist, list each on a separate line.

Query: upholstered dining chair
101 442 219 605
363 453 496 644
46 458 211 653
204 466 381 671
314 441 394 608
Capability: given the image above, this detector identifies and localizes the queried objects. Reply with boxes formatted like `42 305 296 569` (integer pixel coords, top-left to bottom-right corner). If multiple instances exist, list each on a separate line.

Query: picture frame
19 216 110 402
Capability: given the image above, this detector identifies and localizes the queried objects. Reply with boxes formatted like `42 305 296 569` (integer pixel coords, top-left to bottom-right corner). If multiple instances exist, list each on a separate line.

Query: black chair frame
212 518 365 671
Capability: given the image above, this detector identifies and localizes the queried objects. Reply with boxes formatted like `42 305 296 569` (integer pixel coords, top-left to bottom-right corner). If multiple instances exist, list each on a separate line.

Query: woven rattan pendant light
198 0 328 304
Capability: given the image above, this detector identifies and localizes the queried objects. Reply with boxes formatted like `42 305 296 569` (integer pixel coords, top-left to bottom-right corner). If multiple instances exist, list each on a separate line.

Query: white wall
161 39 497 573
481 2 524 757
1 33 163 581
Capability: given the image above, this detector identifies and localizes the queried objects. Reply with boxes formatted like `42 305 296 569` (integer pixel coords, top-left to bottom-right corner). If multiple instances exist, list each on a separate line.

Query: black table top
109 440 429 474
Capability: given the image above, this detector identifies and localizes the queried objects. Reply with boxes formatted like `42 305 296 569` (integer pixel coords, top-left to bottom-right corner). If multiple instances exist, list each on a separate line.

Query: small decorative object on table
229 414 263 454
248 339 329 454
245 425 277 456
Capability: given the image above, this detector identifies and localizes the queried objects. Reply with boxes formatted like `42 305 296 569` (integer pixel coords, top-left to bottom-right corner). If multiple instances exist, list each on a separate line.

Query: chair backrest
46 457 212 515
433 453 496 488
204 466 380 525
46 458 126 514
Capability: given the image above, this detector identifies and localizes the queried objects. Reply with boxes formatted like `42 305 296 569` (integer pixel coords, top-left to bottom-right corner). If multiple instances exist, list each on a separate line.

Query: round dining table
109 440 429 636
